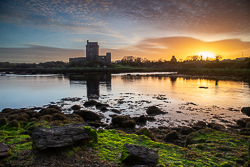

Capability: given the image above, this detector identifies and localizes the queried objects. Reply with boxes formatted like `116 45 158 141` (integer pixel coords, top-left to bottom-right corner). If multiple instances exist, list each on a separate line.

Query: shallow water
0 72 249 127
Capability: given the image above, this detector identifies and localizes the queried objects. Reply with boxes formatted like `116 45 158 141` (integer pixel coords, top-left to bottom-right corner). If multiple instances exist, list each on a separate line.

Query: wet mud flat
53 92 247 129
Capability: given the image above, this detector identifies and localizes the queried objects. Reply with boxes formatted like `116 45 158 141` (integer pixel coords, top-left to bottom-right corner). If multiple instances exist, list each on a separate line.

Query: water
0 72 249 127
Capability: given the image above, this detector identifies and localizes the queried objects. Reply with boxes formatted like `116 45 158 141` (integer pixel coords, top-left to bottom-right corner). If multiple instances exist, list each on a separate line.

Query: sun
196 51 215 60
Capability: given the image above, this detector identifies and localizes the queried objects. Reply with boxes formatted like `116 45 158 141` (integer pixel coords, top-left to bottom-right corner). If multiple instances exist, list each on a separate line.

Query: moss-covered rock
136 128 156 141
53 113 67 121
164 130 180 142
39 115 53 122
0 117 8 127
39 108 61 116
7 120 20 128
74 110 101 121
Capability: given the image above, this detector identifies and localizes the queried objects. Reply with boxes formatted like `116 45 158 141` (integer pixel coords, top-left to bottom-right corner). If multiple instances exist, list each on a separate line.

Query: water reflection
68 74 111 100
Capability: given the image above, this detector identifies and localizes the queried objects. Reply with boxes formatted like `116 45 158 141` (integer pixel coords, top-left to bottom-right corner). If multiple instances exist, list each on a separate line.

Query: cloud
0 45 84 63
1 0 249 38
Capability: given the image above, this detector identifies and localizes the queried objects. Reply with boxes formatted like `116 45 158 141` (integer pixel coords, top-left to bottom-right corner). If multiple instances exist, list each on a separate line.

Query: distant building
69 40 111 64
171 55 177 62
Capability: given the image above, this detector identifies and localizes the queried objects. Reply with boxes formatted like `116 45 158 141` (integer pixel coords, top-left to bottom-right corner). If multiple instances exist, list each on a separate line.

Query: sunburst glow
196 51 216 60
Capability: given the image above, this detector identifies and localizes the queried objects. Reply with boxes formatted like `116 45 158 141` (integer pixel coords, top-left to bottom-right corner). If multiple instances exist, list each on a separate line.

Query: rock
65 114 84 123
47 105 62 111
185 128 215 147
240 128 250 135
121 144 159 166
246 122 250 128
74 110 101 121
88 121 107 128
179 126 193 135
31 123 91 150
0 142 10 157
110 109 121 114
39 115 53 122
136 128 156 141
112 115 130 125
53 113 67 121
193 121 207 130
95 102 109 109
146 106 166 115
7 120 20 128
164 130 180 142
24 110 37 117
84 100 98 107
241 107 250 116
236 119 246 128
39 108 61 115
71 105 81 110
208 123 225 131
122 120 136 128
100 106 108 112
16 113 30 123
133 115 147 124
7 114 19 121
1 108 14 113
0 117 8 127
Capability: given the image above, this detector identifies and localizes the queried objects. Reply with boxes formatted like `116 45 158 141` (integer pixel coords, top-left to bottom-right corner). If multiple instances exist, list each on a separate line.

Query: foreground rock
31 123 91 149
121 144 159 166
146 106 166 115
0 142 9 157
241 107 250 116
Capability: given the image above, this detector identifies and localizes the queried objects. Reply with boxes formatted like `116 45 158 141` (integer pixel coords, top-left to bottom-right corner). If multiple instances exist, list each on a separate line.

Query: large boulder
74 110 101 121
121 144 159 166
146 106 165 115
31 123 91 149
0 142 10 157
241 107 250 116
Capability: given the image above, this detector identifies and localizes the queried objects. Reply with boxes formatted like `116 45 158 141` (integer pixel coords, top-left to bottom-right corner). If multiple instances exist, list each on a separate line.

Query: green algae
95 129 250 166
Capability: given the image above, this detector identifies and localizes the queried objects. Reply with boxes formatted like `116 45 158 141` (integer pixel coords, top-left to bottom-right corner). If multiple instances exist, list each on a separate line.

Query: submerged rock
71 105 81 110
31 123 90 150
84 100 98 107
0 142 9 157
241 107 250 116
121 144 159 166
146 106 166 115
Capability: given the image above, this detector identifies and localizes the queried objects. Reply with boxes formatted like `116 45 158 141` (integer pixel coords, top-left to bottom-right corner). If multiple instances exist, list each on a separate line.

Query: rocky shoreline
1 101 250 166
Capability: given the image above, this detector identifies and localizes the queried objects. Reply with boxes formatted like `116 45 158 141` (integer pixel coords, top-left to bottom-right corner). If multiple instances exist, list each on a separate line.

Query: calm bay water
0 73 249 127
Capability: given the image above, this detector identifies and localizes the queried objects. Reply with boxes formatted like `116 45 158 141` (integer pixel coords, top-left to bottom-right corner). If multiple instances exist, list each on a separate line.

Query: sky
0 0 250 63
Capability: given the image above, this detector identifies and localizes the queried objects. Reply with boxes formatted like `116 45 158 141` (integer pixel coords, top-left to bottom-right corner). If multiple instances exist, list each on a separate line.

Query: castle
69 40 111 64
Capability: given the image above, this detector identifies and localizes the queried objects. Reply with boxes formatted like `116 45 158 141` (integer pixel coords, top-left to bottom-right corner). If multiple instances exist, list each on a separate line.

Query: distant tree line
0 56 249 69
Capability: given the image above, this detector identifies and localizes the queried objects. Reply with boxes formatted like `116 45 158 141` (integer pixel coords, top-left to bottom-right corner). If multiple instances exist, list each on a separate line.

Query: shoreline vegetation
1 67 250 82
0 103 250 166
